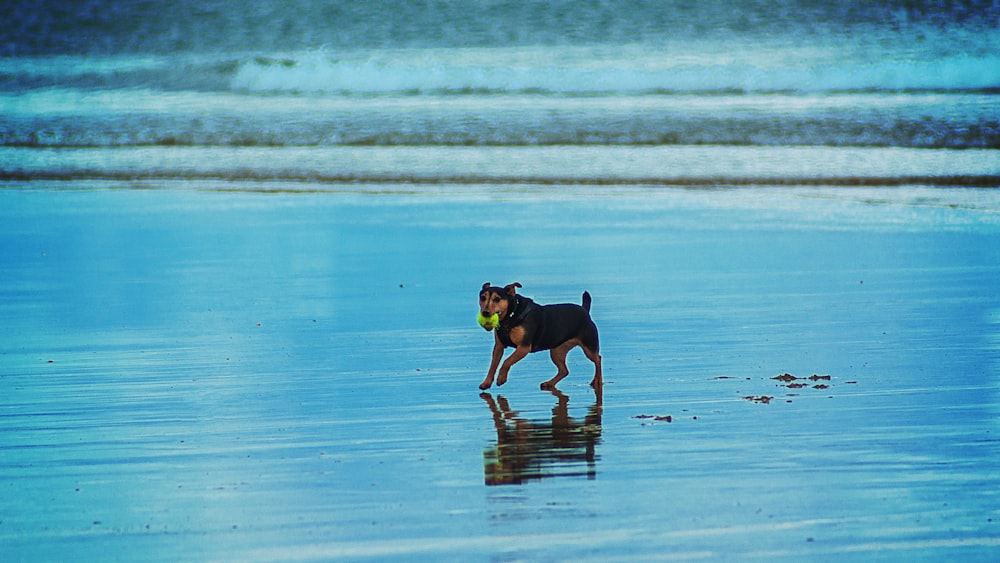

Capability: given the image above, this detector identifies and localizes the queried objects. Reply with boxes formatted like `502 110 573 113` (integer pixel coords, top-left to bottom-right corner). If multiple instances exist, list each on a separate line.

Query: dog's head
478 282 521 325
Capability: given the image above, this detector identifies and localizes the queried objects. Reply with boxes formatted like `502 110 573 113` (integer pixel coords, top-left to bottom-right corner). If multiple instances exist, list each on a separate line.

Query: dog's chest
497 324 528 348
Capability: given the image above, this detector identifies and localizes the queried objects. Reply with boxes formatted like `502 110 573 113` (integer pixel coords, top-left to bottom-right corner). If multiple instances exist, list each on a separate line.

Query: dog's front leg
497 345 530 386
480 339 506 390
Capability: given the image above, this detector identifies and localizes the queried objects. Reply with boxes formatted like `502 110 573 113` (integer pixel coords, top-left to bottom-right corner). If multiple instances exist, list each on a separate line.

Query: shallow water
4 1 999 558
2 185 999 560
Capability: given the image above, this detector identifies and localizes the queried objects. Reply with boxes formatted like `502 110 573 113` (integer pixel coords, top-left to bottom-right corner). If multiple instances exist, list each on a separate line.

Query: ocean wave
6 169 999 189
5 47 1000 96
3 104 997 149
3 146 999 188
2 47 998 150
229 52 1000 95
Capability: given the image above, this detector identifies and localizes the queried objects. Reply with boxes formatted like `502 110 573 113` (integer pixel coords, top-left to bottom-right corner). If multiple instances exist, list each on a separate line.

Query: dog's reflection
481 390 603 486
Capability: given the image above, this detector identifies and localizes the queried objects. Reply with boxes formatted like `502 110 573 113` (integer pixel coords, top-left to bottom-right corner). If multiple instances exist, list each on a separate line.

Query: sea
4 4 1000 560
1 0 999 188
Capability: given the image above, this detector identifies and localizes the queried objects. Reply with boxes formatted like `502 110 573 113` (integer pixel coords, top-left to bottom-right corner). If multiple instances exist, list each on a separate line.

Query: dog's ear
504 282 522 296
482 282 491 291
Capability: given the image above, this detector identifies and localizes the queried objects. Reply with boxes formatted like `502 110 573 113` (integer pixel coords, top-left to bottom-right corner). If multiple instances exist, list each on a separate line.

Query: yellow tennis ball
477 311 500 330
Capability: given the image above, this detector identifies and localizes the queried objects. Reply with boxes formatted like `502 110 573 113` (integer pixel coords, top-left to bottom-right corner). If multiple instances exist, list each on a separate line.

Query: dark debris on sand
639 372 847 422
739 372 843 404
634 414 673 422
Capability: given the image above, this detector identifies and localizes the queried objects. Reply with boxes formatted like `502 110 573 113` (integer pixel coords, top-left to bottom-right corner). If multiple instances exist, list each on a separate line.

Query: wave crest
230 51 1000 95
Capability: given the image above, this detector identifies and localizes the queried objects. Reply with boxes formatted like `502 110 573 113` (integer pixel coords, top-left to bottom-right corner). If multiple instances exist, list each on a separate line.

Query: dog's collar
506 295 520 319
500 295 533 328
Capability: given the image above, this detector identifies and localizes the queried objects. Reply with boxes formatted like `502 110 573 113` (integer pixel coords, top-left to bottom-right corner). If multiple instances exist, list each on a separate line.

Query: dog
477 282 602 391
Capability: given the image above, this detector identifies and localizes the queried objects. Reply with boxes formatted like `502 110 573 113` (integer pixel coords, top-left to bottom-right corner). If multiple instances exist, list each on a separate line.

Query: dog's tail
582 291 592 313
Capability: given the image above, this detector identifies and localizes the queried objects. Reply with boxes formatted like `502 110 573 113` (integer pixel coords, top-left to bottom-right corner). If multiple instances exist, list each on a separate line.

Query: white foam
229 49 1000 94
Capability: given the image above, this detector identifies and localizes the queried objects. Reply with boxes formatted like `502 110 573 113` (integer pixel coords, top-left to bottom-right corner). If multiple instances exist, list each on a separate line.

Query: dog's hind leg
581 345 603 389
541 339 578 390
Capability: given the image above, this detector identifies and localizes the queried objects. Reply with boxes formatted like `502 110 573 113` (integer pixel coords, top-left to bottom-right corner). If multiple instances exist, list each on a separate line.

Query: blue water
2 186 999 561
1 1 999 186
3 4 1000 559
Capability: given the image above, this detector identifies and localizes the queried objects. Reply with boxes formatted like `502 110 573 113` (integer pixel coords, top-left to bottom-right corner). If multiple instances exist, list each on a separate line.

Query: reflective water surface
482 390 603 486
2 186 999 560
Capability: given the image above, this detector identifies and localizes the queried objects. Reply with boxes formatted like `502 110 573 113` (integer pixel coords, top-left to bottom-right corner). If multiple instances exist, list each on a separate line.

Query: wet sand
2 183 999 560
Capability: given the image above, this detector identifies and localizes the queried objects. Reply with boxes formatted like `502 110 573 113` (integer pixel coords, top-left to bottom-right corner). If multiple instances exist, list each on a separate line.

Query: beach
2 182 998 560
3 1 1000 559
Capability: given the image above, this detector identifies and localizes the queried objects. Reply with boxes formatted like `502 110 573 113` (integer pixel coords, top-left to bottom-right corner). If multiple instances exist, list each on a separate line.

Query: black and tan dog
478 282 602 391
